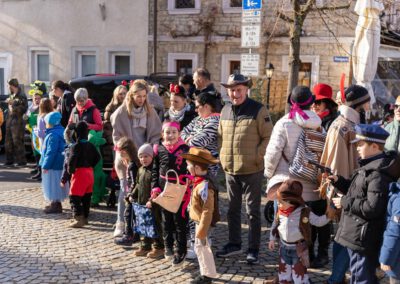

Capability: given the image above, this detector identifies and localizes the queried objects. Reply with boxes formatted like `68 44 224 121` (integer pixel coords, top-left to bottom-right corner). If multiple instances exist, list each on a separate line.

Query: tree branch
311 4 351 12
276 11 294 23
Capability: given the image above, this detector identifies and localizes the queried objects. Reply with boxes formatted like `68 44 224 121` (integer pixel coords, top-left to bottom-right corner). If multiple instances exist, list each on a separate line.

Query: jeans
328 241 350 283
348 248 378 284
226 171 263 251
117 178 127 223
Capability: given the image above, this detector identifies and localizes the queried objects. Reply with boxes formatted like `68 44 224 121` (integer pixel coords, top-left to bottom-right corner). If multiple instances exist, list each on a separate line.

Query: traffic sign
242 10 261 24
241 25 260 48
243 0 262 10
241 54 260 76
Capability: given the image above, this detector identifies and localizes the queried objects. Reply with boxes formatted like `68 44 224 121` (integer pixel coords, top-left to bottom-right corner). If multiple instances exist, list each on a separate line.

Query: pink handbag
153 170 187 213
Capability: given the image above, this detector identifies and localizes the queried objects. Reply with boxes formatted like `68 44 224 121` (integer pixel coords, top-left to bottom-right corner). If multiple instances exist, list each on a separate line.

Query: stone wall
150 0 357 112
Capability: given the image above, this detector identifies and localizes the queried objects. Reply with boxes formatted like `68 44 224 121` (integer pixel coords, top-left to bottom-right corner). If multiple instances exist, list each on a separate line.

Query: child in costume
269 180 330 284
40 112 68 213
67 121 100 228
181 147 220 284
151 121 190 266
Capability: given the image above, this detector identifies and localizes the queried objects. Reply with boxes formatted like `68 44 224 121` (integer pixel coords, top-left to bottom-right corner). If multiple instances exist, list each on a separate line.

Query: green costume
88 130 107 205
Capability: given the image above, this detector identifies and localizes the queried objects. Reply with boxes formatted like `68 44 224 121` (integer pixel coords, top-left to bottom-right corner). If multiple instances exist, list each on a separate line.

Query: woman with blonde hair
110 79 162 238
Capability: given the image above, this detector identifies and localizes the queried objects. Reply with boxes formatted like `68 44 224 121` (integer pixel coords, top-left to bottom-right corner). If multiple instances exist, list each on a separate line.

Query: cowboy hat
181 147 219 165
221 74 251 88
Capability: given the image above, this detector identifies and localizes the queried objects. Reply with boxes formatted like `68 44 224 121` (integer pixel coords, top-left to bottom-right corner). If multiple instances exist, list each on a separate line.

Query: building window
107 50 133 75
168 0 200 14
168 53 198 74
30 50 50 82
81 54 96 76
230 0 242 7
73 49 98 77
222 0 241 13
298 62 312 87
176 60 193 75
175 0 195 8
230 61 241 75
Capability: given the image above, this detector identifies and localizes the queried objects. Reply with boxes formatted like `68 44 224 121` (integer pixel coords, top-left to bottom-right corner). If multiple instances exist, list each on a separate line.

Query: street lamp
265 63 275 109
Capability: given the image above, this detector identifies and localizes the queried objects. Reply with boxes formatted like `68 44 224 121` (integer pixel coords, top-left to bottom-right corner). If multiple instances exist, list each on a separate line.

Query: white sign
241 54 260 76
242 10 261 24
241 25 260 48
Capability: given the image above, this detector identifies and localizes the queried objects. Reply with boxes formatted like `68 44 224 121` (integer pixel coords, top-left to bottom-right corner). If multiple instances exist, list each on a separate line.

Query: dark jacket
321 111 339 132
218 97 272 175
163 108 197 130
379 182 400 279
129 164 152 205
68 140 100 174
334 151 400 257
40 125 65 170
127 161 139 191
60 91 76 128
151 142 190 190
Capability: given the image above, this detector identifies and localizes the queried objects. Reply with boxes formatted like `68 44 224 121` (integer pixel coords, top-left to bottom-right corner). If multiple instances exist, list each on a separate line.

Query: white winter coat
264 110 322 202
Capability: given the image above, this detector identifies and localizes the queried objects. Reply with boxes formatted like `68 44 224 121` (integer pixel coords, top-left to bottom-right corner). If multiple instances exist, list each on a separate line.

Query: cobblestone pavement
0 184 389 284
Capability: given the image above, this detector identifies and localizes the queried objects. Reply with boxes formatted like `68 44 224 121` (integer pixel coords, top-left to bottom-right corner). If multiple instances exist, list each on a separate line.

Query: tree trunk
285 1 303 113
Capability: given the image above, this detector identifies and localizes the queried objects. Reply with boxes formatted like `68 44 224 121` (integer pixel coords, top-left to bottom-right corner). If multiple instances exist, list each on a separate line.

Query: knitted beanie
344 85 370 109
138 143 154 158
44 112 62 126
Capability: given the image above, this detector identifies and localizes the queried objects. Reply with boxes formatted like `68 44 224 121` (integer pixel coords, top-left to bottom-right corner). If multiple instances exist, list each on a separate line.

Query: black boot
31 167 42 180
82 193 92 225
69 195 83 218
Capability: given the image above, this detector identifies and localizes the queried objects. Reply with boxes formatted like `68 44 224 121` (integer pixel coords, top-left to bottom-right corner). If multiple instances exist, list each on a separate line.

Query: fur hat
138 143 154 158
181 147 219 165
75 121 89 140
344 85 370 109
44 112 62 126
276 180 305 206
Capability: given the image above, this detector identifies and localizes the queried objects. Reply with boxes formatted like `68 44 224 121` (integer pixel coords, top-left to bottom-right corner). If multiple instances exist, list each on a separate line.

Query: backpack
287 128 326 183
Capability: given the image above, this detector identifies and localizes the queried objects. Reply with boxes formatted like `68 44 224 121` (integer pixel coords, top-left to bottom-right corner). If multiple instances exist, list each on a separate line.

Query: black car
69 72 179 113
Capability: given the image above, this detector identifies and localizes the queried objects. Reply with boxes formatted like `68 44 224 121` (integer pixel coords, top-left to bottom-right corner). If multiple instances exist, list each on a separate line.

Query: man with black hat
3 78 28 166
329 124 400 284
320 84 371 284
216 73 272 264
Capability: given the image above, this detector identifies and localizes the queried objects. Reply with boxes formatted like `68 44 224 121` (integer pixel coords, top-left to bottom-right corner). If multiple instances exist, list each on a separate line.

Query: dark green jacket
131 165 152 205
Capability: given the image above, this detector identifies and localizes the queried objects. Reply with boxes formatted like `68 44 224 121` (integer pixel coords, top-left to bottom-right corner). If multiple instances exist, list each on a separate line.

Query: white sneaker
113 222 125 237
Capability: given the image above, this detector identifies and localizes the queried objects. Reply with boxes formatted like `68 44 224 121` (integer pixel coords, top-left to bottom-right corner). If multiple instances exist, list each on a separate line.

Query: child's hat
75 121 89 140
138 143 154 158
277 179 305 206
180 147 219 165
44 111 62 126
352 124 390 144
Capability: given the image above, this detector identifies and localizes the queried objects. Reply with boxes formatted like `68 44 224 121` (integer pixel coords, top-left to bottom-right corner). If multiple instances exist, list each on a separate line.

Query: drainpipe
153 0 158 73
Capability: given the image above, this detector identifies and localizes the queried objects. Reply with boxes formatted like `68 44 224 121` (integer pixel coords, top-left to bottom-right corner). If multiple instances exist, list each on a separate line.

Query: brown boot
134 247 151 257
69 216 85 228
44 202 62 214
147 248 164 259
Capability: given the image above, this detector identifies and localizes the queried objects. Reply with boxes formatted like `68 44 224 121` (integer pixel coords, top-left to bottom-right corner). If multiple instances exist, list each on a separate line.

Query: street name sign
241 54 260 76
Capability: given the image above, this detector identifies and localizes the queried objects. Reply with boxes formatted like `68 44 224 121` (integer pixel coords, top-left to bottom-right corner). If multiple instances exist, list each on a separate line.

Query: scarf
317 110 330 120
168 104 191 122
162 137 185 153
131 106 147 128
278 206 296 217
288 96 314 120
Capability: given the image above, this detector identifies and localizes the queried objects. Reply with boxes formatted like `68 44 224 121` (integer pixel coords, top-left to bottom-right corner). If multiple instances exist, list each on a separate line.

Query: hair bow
129 80 135 87
169 84 181 94
121 80 128 86
288 98 312 120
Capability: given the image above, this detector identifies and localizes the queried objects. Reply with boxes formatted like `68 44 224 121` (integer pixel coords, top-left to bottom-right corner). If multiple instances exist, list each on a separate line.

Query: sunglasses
395 105 400 110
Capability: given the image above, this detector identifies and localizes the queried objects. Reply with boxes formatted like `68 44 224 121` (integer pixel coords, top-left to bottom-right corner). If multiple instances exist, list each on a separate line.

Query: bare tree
275 0 351 110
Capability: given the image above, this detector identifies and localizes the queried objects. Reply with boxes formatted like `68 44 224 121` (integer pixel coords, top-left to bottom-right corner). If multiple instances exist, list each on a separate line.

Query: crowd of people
0 68 400 284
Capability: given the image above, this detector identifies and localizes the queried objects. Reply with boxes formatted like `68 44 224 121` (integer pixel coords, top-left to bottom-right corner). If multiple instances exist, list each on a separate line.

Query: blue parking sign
243 0 262 10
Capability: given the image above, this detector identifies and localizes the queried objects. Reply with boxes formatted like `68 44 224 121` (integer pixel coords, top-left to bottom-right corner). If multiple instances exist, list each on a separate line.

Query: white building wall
0 0 148 89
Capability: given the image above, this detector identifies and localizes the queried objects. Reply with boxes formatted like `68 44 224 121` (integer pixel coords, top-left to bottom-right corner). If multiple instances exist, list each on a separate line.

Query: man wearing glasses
385 96 400 153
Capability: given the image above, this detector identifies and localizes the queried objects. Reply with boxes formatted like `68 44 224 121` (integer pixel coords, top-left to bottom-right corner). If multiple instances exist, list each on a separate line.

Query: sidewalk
0 185 389 283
